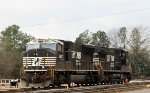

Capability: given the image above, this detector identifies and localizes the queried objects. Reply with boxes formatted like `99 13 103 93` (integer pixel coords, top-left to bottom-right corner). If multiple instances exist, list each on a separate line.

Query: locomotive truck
20 39 131 87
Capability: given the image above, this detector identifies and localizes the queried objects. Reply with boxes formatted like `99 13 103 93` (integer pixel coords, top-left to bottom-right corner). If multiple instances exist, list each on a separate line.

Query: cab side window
58 44 62 52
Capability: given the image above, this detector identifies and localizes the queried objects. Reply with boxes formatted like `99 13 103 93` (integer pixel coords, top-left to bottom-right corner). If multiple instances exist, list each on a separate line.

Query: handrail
96 61 104 80
20 66 25 78
46 52 54 80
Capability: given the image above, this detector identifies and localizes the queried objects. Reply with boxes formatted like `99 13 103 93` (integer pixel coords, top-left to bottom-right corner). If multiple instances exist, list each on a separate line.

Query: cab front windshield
26 43 56 51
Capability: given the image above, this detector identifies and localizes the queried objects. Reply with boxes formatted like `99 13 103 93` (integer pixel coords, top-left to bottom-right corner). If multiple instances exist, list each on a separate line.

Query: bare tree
108 27 127 48
128 26 150 77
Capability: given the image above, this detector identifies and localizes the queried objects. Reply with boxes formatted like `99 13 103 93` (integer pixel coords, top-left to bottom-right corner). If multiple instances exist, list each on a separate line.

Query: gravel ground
123 88 150 93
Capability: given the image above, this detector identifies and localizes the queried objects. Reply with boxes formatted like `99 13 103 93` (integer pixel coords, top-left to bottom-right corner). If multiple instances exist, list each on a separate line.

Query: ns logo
32 58 42 66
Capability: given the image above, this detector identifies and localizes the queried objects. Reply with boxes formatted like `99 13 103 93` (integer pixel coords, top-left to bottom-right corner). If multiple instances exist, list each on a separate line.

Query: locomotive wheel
85 83 87 86
77 83 79 87
68 83 71 87
57 84 61 87
89 83 92 86
52 84 55 88
81 83 84 86
96 83 99 85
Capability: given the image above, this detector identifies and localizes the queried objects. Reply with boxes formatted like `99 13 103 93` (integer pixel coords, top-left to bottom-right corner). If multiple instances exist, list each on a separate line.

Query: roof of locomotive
84 45 128 53
27 38 73 45
27 39 128 52
106 47 128 52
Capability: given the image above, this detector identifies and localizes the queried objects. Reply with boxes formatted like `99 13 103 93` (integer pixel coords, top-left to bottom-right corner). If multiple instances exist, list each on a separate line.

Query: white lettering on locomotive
72 51 76 58
76 60 81 65
107 55 115 62
76 52 81 59
111 55 114 61
110 62 114 67
59 54 63 58
72 51 81 59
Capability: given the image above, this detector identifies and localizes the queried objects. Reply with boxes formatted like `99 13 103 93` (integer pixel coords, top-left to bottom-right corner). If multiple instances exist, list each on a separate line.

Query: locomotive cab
20 39 63 87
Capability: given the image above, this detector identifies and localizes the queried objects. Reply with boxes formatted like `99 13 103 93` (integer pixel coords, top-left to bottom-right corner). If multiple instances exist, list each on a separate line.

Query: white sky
0 0 150 41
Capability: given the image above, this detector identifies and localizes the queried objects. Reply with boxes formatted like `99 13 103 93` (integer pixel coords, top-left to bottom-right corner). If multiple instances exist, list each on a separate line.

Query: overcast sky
0 0 150 41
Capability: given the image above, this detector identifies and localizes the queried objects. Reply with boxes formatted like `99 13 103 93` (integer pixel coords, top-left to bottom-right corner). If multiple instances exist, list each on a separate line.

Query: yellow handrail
46 52 54 80
100 62 104 79
20 66 25 77
96 61 104 80
20 52 28 78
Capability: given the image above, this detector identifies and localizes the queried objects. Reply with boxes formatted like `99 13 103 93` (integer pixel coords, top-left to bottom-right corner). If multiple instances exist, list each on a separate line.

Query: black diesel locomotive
20 39 131 87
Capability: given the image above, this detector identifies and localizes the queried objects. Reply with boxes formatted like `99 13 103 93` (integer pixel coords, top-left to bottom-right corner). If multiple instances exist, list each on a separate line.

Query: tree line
0 25 34 78
0 24 149 78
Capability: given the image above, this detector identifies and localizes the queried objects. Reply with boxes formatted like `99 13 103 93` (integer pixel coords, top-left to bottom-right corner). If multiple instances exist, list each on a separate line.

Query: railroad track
0 82 150 93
